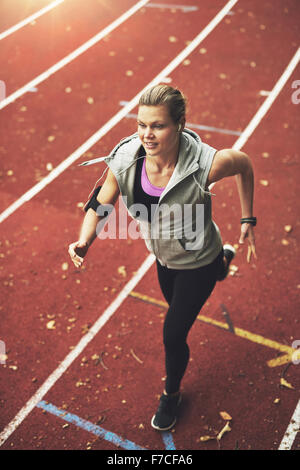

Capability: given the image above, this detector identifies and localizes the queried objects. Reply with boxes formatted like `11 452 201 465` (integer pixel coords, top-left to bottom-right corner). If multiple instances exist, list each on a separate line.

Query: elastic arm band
84 186 102 213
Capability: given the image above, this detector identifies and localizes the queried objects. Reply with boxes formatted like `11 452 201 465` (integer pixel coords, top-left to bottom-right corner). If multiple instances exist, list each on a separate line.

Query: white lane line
278 399 300 450
0 0 149 111
146 3 198 12
232 47 300 152
0 0 239 224
0 254 156 447
0 0 65 41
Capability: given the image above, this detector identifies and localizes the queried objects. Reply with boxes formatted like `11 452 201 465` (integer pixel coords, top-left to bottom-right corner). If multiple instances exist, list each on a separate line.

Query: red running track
0 0 299 451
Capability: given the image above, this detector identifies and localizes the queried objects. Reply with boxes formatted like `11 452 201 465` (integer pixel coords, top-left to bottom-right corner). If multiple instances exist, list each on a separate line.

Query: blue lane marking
37 401 147 451
161 432 176 450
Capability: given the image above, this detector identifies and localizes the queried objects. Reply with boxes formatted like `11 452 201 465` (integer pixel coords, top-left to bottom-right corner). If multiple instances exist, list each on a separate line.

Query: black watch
240 217 257 226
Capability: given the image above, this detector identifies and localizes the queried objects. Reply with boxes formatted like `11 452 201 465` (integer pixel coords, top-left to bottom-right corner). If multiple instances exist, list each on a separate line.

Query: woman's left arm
207 148 257 261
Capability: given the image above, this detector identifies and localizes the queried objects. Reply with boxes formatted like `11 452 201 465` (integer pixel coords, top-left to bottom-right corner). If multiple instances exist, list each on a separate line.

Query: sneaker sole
223 243 236 256
217 244 236 281
150 394 182 431
150 415 177 431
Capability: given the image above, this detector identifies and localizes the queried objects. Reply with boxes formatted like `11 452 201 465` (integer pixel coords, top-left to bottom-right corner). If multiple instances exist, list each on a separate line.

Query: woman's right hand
68 241 89 268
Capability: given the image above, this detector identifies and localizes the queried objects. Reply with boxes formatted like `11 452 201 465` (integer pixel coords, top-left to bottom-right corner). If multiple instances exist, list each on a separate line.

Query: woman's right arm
68 169 120 268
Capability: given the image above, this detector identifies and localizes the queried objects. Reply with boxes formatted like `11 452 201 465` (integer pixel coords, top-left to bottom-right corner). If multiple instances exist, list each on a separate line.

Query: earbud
178 125 182 132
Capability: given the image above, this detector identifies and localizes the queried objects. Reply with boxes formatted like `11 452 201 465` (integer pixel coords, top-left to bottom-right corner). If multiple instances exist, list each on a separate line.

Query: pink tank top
141 158 165 197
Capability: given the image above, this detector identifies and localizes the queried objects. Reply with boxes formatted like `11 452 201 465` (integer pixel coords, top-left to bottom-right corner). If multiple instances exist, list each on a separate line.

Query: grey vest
85 129 223 269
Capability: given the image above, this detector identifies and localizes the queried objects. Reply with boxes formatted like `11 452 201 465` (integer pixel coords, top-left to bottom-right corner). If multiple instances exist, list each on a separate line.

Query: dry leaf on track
280 378 294 389
217 421 231 441
198 435 215 442
46 320 56 330
219 411 232 421
118 266 127 277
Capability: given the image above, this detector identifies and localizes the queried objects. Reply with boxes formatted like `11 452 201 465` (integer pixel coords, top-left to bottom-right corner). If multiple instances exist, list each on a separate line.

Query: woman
68 85 256 432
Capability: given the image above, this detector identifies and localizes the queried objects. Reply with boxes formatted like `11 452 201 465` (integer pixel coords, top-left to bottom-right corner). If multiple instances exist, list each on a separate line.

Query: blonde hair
139 84 187 125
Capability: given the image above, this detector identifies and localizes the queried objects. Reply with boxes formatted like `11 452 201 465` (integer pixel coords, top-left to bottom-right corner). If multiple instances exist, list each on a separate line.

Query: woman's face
137 105 182 160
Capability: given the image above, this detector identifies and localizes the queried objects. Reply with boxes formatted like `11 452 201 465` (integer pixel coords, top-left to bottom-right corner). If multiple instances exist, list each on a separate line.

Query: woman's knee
163 325 187 352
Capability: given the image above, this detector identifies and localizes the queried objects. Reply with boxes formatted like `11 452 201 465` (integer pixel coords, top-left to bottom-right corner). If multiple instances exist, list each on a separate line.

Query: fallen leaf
81 324 90 334
46 320 56 330
118 266 127 277
229 264 238 272
217 421 231 441
130 348 143 364
198 435 215 442
76 380 85 387
259 179 269 186
61 262 69 271
169 36 177 42
280 378 294 389
220 411 232 421
47 135 55 142
273 398 280 404
284 225 292 233
281 239 289 246
87 97 94 104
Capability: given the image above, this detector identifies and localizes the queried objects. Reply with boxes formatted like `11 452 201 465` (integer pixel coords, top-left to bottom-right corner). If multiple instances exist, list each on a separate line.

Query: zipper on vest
151 164 199 264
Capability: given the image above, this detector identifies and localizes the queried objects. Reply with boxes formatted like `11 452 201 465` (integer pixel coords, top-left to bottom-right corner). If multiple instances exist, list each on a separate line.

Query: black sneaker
217 244 236 281
151 393 181 431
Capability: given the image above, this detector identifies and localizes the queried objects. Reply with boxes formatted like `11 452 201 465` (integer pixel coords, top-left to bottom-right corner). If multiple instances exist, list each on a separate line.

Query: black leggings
156 250 224 394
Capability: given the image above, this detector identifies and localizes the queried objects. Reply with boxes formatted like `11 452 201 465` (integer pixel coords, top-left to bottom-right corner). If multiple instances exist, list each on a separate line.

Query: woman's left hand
239 223 257 263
